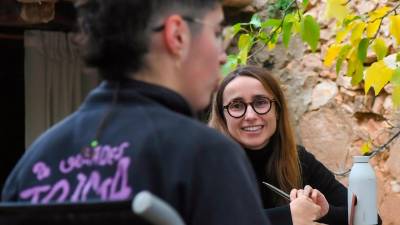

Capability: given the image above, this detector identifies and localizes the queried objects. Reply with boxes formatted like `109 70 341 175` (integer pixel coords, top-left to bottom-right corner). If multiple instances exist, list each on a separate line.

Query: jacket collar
83 79 195 118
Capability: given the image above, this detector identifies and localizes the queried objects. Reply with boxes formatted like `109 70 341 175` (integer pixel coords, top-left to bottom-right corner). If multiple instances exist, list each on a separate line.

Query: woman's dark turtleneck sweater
244 144 350 225
244 145 293 225
244 145 279 208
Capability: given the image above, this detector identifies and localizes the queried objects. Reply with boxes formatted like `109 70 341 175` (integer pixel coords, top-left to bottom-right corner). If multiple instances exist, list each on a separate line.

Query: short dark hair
76 0 221 81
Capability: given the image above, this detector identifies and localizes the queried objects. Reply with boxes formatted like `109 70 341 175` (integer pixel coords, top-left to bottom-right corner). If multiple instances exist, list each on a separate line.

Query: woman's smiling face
223 76 277 150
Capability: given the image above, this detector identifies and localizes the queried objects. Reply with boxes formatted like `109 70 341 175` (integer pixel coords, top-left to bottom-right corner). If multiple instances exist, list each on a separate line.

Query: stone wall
224 0 400 224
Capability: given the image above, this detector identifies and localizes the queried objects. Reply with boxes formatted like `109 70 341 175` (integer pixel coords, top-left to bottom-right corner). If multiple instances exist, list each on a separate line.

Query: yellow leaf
365 60 394 95
350 21 366 45
325 0 349 22
392 85 400 109
368 7 391 21
366 20 380 38
360 140 372 155
347 48 364 85
268 42 276 50
389 15 400 45
372 38 388 60
336 27 350 43
366 7 390 37
324 44 341 67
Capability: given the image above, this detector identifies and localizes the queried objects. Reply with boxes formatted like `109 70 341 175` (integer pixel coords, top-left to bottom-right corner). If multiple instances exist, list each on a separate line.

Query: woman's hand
308 186 329 218
290 185 329 225
289 194 321 225
290 185 330 219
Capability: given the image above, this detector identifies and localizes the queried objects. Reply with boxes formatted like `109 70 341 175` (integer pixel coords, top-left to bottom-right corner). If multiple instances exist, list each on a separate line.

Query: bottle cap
353 155 369 163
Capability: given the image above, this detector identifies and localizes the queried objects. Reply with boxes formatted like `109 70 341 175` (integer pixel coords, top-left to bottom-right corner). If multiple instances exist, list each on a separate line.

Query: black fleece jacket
2 79 270 225
245 145 348 225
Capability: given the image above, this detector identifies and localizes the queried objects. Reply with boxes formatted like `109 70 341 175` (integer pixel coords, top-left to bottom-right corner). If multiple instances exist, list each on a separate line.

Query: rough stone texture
279 67 316 124
386 138 400 179
299 106 355 172
355 0 377 14
378 191 400 225
310 81 338 110
252 0 268 9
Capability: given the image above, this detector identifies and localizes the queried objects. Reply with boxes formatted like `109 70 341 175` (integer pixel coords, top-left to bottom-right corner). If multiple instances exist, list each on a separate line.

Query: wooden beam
0 33 23 41
0 1 76 31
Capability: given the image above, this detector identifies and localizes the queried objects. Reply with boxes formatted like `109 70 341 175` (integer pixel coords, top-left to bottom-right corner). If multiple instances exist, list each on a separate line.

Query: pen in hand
262 181 290 201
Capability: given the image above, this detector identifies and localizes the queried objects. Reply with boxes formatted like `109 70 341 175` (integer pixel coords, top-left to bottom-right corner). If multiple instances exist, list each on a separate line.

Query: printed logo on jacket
19 142 132 203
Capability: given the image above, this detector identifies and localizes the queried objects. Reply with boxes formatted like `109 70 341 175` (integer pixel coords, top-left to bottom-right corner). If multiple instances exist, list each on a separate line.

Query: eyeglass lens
226 97 273 118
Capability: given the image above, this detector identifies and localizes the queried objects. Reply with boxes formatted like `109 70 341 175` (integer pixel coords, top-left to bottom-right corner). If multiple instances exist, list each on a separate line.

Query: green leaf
351 60 364 85
392 69 400 108
282 21 293 48
261 19 281 28
258 32 268 42
343 15 361 27
391 68 400 108
231 23 242 36
221 55 239 76
266 32 279 50
357 38 369 62
392 85 400 109
396 53 400 62
391 68 400 85
303 0 309 7
300 15 320 52
285 13 297 23
336 44 352 74
372 38 388 60
270 31 279 44
250 14 262 28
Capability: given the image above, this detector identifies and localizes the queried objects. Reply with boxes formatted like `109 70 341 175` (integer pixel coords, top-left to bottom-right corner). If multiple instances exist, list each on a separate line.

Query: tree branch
333 128 400 177
343 0 352 6
367 2 400 44
248 0 298 59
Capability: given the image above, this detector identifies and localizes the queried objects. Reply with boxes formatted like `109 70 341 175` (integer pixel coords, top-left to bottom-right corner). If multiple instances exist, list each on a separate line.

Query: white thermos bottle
348 156 378 225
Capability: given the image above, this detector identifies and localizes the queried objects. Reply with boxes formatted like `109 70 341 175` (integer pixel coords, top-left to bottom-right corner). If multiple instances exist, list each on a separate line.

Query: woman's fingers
290 188 298 201
311 188 319 203
303 185 313 197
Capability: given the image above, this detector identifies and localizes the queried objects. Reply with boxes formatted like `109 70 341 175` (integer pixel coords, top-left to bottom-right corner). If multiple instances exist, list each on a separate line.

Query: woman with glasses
209 66 348 225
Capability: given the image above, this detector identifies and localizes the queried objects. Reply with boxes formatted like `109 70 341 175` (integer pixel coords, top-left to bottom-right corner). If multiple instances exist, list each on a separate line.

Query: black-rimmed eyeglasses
223 97 276 118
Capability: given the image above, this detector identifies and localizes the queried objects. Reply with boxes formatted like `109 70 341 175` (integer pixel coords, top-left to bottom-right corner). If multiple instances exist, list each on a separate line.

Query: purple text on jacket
19 142 132 203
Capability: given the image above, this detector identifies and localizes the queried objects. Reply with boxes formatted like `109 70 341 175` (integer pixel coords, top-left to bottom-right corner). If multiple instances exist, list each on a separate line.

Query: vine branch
248 0 299 59
333 128 400 177
369 2 400 43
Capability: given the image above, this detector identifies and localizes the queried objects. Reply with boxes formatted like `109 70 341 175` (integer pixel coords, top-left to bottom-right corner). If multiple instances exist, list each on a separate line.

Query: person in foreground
1 1 270 225
209 66 348 225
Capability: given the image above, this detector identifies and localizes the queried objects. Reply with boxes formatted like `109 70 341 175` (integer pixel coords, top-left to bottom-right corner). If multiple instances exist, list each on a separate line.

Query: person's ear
162 15 190 57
